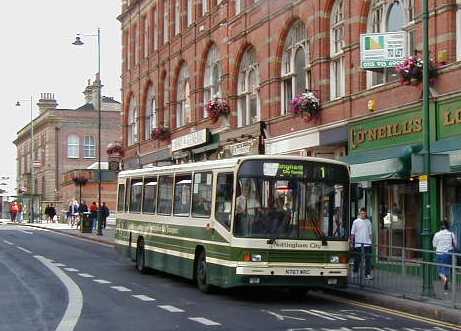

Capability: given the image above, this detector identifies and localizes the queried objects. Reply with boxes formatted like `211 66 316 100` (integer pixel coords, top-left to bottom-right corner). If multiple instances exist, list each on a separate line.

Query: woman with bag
433 221 458 291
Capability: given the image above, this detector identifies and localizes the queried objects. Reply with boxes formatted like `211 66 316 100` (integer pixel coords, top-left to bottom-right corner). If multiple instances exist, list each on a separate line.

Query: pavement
1 217 460 327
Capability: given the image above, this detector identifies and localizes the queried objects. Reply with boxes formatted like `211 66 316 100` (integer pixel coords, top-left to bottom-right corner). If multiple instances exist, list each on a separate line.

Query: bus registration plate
285 269 310 276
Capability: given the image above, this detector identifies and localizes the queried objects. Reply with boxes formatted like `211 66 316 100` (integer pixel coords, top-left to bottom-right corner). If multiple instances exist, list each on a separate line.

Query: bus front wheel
136 239 146 273
196 250 212 293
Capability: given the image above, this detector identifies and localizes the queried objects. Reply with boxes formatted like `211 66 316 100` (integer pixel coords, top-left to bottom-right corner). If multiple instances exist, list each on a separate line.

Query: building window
457 1 461 61
163 77 169 128
187 0 193 26
236 0 245 15
152 7 158 50
203 45 222 118
145 86 157 139
174 0 181 35
134 24 139 66
176 64 191 127
330 0 345 100
237 47 260 127
143 15 149 58
84 136 96 159
67 135 79 159
127 96 138 146
202 0 208 15
281 21 309 115
163 0 169 43
367 0 412 88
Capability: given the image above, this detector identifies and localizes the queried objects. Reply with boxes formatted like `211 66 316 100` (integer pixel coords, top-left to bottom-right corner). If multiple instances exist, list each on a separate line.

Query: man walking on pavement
433 220 458 291
351 207 374 280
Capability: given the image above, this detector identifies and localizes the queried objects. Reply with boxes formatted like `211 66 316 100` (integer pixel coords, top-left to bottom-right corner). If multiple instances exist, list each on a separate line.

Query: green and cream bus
115 155 350 292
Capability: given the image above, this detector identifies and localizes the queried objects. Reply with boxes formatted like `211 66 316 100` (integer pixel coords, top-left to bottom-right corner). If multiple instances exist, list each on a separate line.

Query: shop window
174 174 192 216
192 172 213 218
442 176 461 245
142 177 158 214
215 173 233 230
281 21 309 114
237 47 260 127
129 179 143 213
376 181 421 259
158 175 173 214
117 184 126 212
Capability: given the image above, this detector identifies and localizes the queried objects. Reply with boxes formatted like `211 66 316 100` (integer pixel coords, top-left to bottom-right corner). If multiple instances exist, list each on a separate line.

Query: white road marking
77 273 94 278
309 309 348 321
35 255 82 331
17 246 32 254
158 305 184 313
18 229 33 235
93 279 112 284
3 240 14 245
132 295 156 301
53 263 66 267
282 309 336 321
111 286 131 292
64 268 79 272
188 317 221 326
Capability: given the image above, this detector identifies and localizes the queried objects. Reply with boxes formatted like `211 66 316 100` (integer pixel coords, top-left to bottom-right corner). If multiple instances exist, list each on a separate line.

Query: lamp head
72 36 84 46
15 101 21 107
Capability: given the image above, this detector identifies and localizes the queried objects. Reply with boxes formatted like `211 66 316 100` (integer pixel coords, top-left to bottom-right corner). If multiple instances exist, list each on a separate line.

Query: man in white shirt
351 208 373 280
433 221 458 291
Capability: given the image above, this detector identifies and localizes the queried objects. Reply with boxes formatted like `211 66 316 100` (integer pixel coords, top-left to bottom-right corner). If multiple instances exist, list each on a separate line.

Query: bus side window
158 175 173 215
142 177 157 214
117 184 125 212
192 172 212 218
174 174 192 217
215 173 233 230
129 179 143 213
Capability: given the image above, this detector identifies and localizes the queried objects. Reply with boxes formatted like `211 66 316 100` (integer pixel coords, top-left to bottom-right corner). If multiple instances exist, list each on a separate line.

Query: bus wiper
310 219 328 246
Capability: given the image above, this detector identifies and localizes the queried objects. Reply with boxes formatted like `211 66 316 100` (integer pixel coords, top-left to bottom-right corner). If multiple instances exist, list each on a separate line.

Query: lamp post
16 97 35 223
73 28 103 235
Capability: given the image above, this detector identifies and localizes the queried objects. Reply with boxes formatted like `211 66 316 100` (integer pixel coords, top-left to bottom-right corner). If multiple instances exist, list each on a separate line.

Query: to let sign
360 32 406 69
171 129 208 152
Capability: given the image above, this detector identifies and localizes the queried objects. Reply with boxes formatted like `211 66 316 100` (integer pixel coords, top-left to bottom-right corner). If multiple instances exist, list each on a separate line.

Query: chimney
37 93 58 114
83 77 103 108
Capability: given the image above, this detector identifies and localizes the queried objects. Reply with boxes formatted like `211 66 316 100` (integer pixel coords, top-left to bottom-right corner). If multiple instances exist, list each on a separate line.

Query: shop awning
343 145 421 183
191 142 220 154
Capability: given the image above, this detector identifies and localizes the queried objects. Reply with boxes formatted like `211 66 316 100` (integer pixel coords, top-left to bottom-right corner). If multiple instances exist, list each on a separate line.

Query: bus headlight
330 256 339 263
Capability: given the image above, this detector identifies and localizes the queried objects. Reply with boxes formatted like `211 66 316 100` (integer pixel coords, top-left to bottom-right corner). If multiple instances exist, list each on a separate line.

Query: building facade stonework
119 0 461 255
14 80 121 216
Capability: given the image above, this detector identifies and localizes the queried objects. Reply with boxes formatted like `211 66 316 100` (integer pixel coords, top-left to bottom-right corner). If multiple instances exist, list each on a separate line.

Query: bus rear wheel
136 239 146 273
196 251 212 293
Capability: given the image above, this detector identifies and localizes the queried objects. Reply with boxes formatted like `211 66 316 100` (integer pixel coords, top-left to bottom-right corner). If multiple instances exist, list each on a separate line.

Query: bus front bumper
236 265 347 277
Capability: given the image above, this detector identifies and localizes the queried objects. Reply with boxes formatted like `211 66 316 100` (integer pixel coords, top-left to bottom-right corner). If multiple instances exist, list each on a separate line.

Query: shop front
171 128 220 163
346 107 424 259
218 122 265 158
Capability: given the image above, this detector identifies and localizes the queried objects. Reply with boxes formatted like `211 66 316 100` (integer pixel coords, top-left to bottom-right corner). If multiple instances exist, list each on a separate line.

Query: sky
0 1 121 195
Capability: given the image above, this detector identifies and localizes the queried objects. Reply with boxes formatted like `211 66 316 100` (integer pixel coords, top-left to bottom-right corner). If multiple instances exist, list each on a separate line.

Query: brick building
119 1 461 254
14 79 121 219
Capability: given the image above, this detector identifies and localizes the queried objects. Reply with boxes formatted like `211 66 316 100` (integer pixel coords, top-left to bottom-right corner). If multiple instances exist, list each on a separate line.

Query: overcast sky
0 1 121 195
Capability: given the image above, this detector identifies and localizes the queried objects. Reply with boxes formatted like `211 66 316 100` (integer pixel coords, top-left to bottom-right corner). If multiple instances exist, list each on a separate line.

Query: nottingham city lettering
351 118 422 149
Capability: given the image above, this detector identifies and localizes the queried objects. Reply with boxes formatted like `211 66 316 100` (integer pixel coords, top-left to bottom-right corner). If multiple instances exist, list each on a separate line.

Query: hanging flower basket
72 175 88 186
395 56 437 86
106 142 124 157
151 127 170 141
290 90 321 121
207 98 230 123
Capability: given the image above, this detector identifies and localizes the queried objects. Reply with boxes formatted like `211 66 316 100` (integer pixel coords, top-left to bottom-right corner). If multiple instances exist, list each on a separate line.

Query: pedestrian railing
349 243 461 309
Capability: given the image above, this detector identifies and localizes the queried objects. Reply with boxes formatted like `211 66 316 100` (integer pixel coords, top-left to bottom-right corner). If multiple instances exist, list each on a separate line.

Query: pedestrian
433 221 458 291
350 207 374 280
90 201 97 230
78 201 88 229
72 200 80 228
101 202 109 229
44 204 50 223
17 202 23 224
10 201 18 222
49 204 56 223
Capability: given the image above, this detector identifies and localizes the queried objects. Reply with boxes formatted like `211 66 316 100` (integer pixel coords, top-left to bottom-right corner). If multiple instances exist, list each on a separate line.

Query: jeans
436 253 452 278
353 246 372 276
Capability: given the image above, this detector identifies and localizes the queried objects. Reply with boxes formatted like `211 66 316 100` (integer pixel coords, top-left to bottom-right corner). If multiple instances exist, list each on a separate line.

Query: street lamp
16 97 35 223
72 28 103 236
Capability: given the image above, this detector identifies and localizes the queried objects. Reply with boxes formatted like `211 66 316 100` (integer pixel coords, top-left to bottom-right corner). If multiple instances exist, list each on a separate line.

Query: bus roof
118 155 348 178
